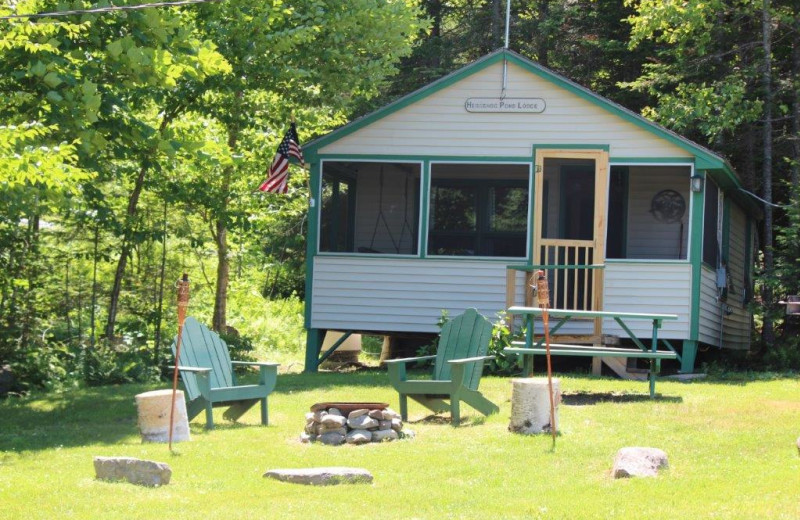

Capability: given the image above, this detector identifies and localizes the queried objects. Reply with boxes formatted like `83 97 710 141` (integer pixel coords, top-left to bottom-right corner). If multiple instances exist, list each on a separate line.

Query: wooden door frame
533 149 609 315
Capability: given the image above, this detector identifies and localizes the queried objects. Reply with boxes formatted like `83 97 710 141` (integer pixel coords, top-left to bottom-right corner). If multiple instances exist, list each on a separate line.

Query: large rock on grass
264 467 373 486
612 447 668 479
93 456 172 487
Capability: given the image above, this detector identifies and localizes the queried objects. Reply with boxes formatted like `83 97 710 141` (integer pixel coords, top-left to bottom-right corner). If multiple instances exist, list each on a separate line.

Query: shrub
416 310 519 375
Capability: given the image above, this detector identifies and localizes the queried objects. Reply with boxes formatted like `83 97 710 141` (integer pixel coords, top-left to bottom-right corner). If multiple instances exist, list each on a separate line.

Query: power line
737 187 794 209
0 0 221 20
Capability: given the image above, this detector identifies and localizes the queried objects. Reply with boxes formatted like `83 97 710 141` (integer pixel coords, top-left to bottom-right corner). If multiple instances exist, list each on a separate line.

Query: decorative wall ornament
649 189 686 224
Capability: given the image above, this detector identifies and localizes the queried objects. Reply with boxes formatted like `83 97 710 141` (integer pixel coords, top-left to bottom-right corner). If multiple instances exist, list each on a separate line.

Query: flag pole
169 273 190 451
536 270 557 447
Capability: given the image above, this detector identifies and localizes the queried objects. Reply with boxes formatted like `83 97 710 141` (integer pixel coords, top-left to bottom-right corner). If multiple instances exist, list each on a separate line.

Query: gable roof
306 48 760 217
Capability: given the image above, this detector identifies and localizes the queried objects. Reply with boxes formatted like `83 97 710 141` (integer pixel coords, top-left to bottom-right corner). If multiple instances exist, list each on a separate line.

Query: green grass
1 371 799 519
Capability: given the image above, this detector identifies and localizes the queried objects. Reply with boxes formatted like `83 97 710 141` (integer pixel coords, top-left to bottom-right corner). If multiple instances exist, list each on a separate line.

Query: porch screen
606 165 691 260
428 163 529 257
319 161 421 254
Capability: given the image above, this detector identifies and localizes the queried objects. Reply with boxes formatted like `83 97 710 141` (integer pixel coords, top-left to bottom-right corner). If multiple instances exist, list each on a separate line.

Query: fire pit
301 402 413 446
310 402 388 415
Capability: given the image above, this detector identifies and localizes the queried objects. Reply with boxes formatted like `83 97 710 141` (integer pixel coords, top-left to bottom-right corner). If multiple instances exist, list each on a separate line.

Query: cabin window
427 163 529 257
319 161 421 255
606 165 691 260
702 178 721 267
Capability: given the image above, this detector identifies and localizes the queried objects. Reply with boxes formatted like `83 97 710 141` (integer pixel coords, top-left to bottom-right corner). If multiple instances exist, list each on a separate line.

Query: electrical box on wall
715 267 727 288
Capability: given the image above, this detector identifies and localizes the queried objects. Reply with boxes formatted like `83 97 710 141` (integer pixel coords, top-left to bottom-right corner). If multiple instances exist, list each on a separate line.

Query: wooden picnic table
504 306 680 398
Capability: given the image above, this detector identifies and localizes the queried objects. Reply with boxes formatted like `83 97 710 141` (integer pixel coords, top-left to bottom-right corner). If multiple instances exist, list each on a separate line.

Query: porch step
593 356 648 382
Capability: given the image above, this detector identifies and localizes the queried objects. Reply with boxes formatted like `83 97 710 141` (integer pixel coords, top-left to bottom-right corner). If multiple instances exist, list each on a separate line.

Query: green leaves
0 123 91 190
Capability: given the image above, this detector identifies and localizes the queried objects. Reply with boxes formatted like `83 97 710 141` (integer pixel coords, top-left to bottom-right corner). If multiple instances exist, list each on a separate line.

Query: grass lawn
1 370 799 519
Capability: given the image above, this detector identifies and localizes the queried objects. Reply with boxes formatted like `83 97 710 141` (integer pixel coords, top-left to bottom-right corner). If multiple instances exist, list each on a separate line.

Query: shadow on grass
272 369 394 393
561 391 683 405
0 383 157 452
409 414 487 428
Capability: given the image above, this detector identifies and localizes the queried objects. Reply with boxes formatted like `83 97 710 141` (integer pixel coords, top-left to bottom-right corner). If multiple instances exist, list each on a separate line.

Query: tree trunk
491 0 503 50
760 0 775 347
153 199 168 363
791 24 800 196
91 224 99 346
105 162 148 339
211 108 241 333
536 0 551 67
428 0 442 70
21 212 40 348
103 104 184 339
212 219 229 332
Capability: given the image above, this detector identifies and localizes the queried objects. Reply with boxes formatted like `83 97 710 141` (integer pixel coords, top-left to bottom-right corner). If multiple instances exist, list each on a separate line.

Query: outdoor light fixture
690 174 705 193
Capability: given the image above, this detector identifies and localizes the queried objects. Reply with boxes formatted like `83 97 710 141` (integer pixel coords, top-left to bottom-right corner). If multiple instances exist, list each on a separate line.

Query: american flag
258 122 304 194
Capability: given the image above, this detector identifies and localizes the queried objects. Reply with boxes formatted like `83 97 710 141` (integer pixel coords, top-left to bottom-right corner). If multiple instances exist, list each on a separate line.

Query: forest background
1 0 798 392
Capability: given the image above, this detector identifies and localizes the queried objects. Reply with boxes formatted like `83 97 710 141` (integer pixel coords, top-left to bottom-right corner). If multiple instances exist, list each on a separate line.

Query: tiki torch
169 273 190 451
536 270 557 445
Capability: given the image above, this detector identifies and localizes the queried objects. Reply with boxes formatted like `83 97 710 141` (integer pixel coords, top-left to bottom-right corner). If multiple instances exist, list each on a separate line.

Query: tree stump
508 378 560 435
134 389 190 443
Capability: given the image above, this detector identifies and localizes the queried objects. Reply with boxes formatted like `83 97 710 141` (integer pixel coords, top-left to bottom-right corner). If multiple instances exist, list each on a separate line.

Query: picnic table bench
504 306 680 398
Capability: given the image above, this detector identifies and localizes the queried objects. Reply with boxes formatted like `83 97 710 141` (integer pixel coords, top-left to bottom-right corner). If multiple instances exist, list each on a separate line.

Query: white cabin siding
698 208 751 350
317 61 692 159
726 204 747 307
311 257 511 332
311 257 694 340
721 204 751 350
699 267 723 347
602 262 691 339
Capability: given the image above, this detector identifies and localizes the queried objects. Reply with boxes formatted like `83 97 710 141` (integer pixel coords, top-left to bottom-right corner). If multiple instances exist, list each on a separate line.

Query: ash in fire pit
301 405 413 446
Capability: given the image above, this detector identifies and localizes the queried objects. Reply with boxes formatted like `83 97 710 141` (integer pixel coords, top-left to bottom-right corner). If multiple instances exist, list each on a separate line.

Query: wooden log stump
508 378 560 435
135 389 190 443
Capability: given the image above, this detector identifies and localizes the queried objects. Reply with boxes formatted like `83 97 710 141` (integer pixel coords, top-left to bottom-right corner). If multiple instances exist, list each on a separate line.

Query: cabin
301 49 761 374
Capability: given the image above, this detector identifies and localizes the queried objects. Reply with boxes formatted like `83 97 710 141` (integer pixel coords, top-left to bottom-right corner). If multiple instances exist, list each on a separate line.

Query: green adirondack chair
385 308 499 426
171 317 279 429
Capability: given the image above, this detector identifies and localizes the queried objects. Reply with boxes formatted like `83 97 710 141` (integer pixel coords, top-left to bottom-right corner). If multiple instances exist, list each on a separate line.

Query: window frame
604 161 695 264
426 161 533 260
317 159 424 257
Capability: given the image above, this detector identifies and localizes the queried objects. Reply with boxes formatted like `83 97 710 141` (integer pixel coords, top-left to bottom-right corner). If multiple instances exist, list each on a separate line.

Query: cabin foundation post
304 329 323 373
680 340 698 373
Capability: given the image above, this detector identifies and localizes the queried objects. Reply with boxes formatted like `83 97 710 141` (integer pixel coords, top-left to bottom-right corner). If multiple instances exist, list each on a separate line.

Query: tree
624 0 800 354
184 0 425 331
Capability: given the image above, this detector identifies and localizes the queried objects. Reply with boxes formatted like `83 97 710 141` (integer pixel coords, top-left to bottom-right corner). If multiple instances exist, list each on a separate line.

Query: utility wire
737 187 795 209
0 0 221 20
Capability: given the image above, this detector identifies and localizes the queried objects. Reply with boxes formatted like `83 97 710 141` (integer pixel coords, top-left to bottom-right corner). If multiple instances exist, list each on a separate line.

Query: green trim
689 171 706 342
527 163 535 263
307 48 739 186
605 259 690 265
500 51 731 174
316 331 353 366
316 153 534 163
316 252 421 259
304 329 323 373
680 340 698 373
304 162 321 328
722 196 731 265
607 165 629 259
315 253 516 263
620 168 629 258
610 157 694 164
420 160 430 258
